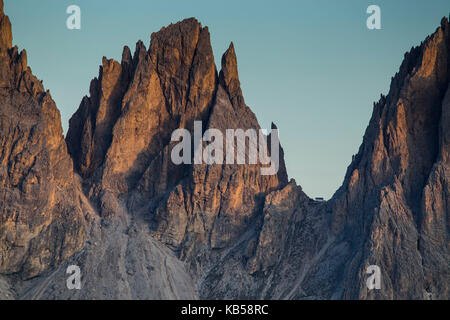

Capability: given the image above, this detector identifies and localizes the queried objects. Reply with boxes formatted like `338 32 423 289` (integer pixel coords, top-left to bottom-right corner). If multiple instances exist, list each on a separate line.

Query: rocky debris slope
0 0 85 280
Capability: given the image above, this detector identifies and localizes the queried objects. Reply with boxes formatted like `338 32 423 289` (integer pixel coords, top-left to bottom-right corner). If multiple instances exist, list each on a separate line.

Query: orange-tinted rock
66 18 288 280
0 3 85 279
199 17 450 300
0 0 12 52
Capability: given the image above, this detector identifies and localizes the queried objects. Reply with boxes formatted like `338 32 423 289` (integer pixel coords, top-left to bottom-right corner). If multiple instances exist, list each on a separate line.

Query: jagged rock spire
219 42 244 108
0 0 12 51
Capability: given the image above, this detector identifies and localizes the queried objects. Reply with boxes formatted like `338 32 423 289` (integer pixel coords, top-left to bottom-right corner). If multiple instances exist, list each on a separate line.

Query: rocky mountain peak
219 42 242 105
326 16 450 299
0 2 85 280
0 0 12 51
64 17 289 282
67 18 218 182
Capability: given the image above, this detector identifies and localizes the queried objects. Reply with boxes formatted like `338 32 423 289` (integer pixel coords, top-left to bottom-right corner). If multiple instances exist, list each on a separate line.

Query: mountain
0 0 448 299
200 17 450 300
0 0 84 283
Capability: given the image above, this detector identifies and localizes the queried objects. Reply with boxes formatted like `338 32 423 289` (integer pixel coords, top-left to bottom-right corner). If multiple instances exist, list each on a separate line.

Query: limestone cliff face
330 17 450 299
196 18 450 300
0 0 85 279
66 18 288 280
67 19 217 192
148 42 288 276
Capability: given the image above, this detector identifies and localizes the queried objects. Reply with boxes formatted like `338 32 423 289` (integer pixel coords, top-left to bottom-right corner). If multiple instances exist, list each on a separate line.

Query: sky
4 0 450 199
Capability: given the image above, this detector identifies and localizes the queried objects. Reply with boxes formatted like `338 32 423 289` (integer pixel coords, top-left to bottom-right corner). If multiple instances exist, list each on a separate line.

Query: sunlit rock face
0 0 85 280
198 18 450 300
65 17 288 281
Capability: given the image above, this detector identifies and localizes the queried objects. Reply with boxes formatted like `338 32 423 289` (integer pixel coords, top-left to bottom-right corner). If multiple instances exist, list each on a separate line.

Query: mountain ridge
0 1 448 299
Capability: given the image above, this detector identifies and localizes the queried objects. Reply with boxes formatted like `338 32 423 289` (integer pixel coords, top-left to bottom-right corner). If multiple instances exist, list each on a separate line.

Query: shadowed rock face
0 0 448 299
0 7 200 298
0 0 85 280
332 17 450 299
199 17 449 300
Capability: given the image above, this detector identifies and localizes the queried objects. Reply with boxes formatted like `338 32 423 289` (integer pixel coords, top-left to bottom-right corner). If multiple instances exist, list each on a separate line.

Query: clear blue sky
4 0 449 199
